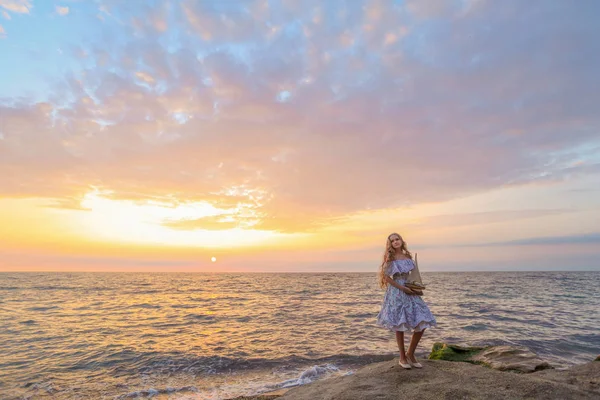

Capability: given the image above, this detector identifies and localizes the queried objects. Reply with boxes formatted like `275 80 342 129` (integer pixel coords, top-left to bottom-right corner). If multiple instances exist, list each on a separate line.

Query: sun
211 257 217 263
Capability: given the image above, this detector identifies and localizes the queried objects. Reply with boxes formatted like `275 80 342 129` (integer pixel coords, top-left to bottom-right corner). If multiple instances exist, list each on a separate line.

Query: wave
26 306 60 311
128 352 394 376
113 362 345 400
126 303 161 309
269 364 343 389
31 286 80 291
462 323 489 331
57 348 396 377
183 313 216 321
116 385 198 399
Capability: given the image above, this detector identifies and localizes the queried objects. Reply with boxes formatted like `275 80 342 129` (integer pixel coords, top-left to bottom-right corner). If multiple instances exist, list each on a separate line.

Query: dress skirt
376 274 437 332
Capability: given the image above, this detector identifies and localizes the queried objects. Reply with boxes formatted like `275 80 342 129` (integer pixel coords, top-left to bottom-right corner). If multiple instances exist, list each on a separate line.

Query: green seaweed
428 343 486 364
595 355 600 362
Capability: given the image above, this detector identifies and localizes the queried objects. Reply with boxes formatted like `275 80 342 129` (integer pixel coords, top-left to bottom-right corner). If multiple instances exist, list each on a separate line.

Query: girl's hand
400 286 415 295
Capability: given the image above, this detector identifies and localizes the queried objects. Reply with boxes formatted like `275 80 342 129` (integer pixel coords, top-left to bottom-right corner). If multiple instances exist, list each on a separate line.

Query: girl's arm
384 276 415 295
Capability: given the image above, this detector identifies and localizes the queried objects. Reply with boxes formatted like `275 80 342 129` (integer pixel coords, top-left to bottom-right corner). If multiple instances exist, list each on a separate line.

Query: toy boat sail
406 252 426 289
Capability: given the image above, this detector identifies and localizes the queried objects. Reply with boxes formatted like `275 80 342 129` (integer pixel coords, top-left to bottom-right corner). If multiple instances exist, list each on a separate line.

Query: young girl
376 233 437 369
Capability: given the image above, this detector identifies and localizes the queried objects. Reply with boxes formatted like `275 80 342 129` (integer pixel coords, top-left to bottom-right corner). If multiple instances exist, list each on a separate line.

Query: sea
1 271 599 399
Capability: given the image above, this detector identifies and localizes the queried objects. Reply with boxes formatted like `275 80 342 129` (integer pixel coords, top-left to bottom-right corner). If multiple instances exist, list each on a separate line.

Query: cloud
0 0 31 14
1 1 600 233
1 10 10 19
134 71 155 84
414 209 571 228
405 0 461 19
55 5 69 16
470 232 600 247
163 216 243 231
0 23 4 37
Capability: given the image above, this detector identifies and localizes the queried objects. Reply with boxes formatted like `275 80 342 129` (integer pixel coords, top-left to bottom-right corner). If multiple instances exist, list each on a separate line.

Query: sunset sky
1 0 599 272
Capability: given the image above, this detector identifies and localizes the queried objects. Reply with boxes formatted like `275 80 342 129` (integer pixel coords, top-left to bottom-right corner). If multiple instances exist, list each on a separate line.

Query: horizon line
1 269 599 274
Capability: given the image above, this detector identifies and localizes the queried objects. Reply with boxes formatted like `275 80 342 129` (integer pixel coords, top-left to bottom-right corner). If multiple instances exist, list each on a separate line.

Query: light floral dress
376 259 437 332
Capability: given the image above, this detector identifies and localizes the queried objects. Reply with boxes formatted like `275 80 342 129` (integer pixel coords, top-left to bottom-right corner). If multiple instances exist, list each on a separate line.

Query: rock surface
275 359 600 400
471 345 552 373
429 343 552 373
231 345 598 400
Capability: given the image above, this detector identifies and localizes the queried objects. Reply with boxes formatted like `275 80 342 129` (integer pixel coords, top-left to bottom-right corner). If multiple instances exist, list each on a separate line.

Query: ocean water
1 271 599 399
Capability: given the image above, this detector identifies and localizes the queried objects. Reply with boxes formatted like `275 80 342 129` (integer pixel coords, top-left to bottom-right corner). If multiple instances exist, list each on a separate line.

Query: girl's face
390 235 403 249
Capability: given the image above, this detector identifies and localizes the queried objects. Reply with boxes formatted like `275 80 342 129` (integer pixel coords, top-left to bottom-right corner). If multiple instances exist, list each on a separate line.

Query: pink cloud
0 0 31 14
55 5 69 16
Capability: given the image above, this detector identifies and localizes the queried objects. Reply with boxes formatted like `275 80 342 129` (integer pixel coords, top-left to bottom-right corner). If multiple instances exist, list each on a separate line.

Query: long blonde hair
378 232 413 288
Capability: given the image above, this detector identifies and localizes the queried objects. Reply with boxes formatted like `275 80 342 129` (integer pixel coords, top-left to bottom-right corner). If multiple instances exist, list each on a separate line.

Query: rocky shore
231 344 600 400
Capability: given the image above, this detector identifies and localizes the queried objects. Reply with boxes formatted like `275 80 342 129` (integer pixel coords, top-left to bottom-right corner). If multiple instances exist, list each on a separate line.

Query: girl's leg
395 331 408 362
407 329 425 361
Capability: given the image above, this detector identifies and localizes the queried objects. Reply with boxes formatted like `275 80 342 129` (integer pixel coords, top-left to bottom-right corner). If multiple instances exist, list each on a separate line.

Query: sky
1 0 599 272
